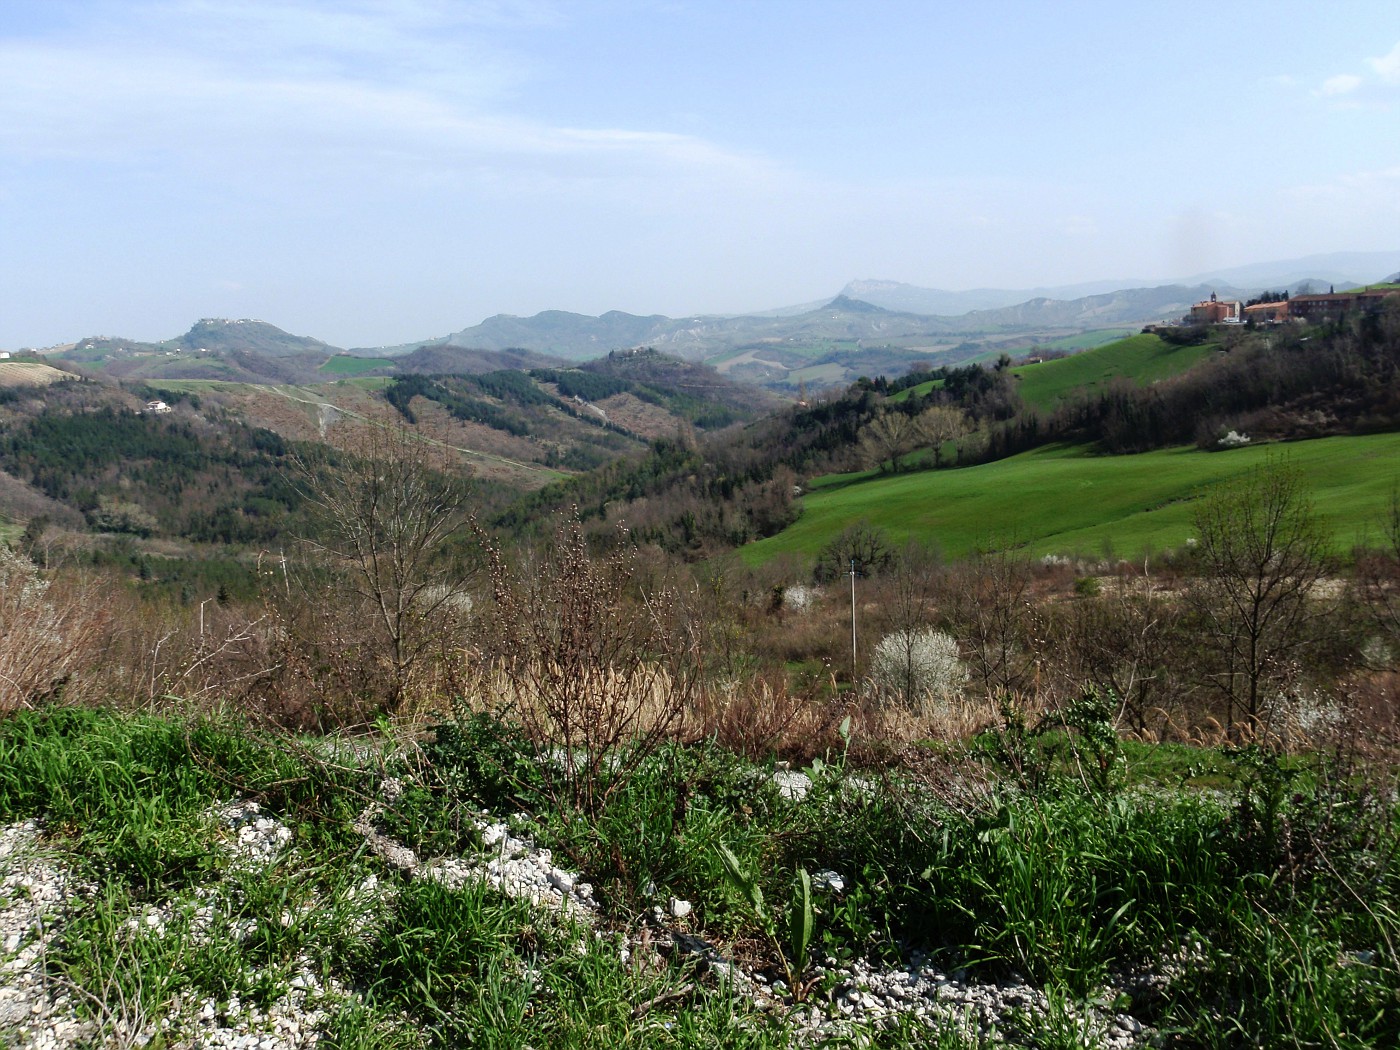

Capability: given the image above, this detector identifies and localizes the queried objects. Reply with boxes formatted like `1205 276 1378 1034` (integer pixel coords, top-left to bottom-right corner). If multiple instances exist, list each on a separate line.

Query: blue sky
2 0 1398 349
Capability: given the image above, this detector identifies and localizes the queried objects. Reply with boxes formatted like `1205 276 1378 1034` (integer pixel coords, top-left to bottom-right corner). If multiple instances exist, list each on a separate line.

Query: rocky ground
0 763 1161 1048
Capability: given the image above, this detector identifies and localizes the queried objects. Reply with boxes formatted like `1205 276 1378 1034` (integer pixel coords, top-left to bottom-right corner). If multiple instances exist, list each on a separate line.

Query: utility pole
847 557 860 689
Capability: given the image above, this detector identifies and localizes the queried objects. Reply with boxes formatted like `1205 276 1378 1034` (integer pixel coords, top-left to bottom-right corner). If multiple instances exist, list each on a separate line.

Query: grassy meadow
742 432 1400 566
318 355 394 376
1036 327 1139 352
1009 334 1217 414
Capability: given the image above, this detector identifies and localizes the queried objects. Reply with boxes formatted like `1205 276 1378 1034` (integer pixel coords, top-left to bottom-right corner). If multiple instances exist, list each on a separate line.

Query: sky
1 0 1398 350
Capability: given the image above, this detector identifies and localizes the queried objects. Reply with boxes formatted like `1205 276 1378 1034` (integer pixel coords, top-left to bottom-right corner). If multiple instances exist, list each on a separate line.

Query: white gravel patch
0 821 90 1050
354 780 597 917
1 815 344 1050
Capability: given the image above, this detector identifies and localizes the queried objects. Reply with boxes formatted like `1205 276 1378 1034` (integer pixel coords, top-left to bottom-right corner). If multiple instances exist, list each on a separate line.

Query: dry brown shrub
1330 672 1400 760
0 551 113 713
482 517 702 816
913 692 1005 742
689 674 843 763
239 583 475 731
77 594 284 718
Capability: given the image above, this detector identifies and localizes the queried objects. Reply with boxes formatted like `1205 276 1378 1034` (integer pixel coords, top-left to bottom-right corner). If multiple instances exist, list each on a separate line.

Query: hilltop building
1243 300 1290 324
1285 290 1397 324
1185 287 1398 327
1189 292 1242 324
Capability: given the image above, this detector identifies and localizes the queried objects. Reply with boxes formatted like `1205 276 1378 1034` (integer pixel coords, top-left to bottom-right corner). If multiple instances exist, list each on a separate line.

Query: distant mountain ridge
39 250 1400 387
363 251 1400 364
361 284 1226 364
840 250 1400 315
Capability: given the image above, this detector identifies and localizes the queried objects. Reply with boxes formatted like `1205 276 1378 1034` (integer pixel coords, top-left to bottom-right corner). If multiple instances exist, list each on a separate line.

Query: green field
889 378 945 402
318 355 392 375
892 333 1206 406
1037 327 1139 352
742 433 1400 566
786 363 847 384
1010 334 1216 413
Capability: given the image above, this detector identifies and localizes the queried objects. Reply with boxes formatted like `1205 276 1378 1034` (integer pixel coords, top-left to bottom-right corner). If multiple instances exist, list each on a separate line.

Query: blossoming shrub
869 628 969 716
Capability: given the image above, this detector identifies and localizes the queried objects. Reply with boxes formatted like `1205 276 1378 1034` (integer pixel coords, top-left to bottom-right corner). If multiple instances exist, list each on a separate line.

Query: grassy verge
3 705 1397 1047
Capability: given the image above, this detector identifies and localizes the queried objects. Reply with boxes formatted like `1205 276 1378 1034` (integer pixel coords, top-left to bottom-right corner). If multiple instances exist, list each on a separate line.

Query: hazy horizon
3 1 1398 350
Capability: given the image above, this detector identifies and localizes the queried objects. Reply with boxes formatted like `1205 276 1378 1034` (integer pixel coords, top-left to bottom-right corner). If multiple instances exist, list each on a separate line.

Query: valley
2 264 1398 1050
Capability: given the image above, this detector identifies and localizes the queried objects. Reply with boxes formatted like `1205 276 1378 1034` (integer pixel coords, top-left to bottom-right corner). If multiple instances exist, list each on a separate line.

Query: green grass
888 378 946 402
1037 328 1139 352
892 333 1203 407
318 356 392 376
1010 334 1216 414
743 432 1400 565
3 706 1398 1047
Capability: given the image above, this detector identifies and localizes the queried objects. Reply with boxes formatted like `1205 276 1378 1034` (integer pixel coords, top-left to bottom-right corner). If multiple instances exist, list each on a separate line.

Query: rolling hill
1009 334 1219 413
738 433 1400 566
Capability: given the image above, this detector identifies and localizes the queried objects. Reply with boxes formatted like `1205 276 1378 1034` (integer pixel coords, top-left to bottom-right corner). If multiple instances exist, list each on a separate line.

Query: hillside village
1186 285 1400 325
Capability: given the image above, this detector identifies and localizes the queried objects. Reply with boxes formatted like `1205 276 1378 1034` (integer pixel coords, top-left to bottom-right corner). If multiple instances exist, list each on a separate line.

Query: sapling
716 844 817 1000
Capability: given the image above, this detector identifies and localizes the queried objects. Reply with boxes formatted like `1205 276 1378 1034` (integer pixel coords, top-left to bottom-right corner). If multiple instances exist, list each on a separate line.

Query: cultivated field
317 355 393 375
0 362 74 387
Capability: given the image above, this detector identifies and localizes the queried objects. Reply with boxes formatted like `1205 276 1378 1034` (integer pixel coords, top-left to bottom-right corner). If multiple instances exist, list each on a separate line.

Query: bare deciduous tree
948 548 1041 698
294 420 475 713
860 409 919 473
1051 570 1191 737
1188 460 1331 734
916 404 971 468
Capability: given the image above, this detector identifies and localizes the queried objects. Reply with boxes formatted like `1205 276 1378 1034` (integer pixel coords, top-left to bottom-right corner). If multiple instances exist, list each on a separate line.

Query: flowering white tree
869 628 968 714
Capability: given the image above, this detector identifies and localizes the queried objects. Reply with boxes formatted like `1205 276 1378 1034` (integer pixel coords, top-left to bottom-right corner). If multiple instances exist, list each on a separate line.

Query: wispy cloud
1371 40 1400 84
1284 165 1400 222
0 0 772 187
1310 39 1400 102
1320 74 1361 96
